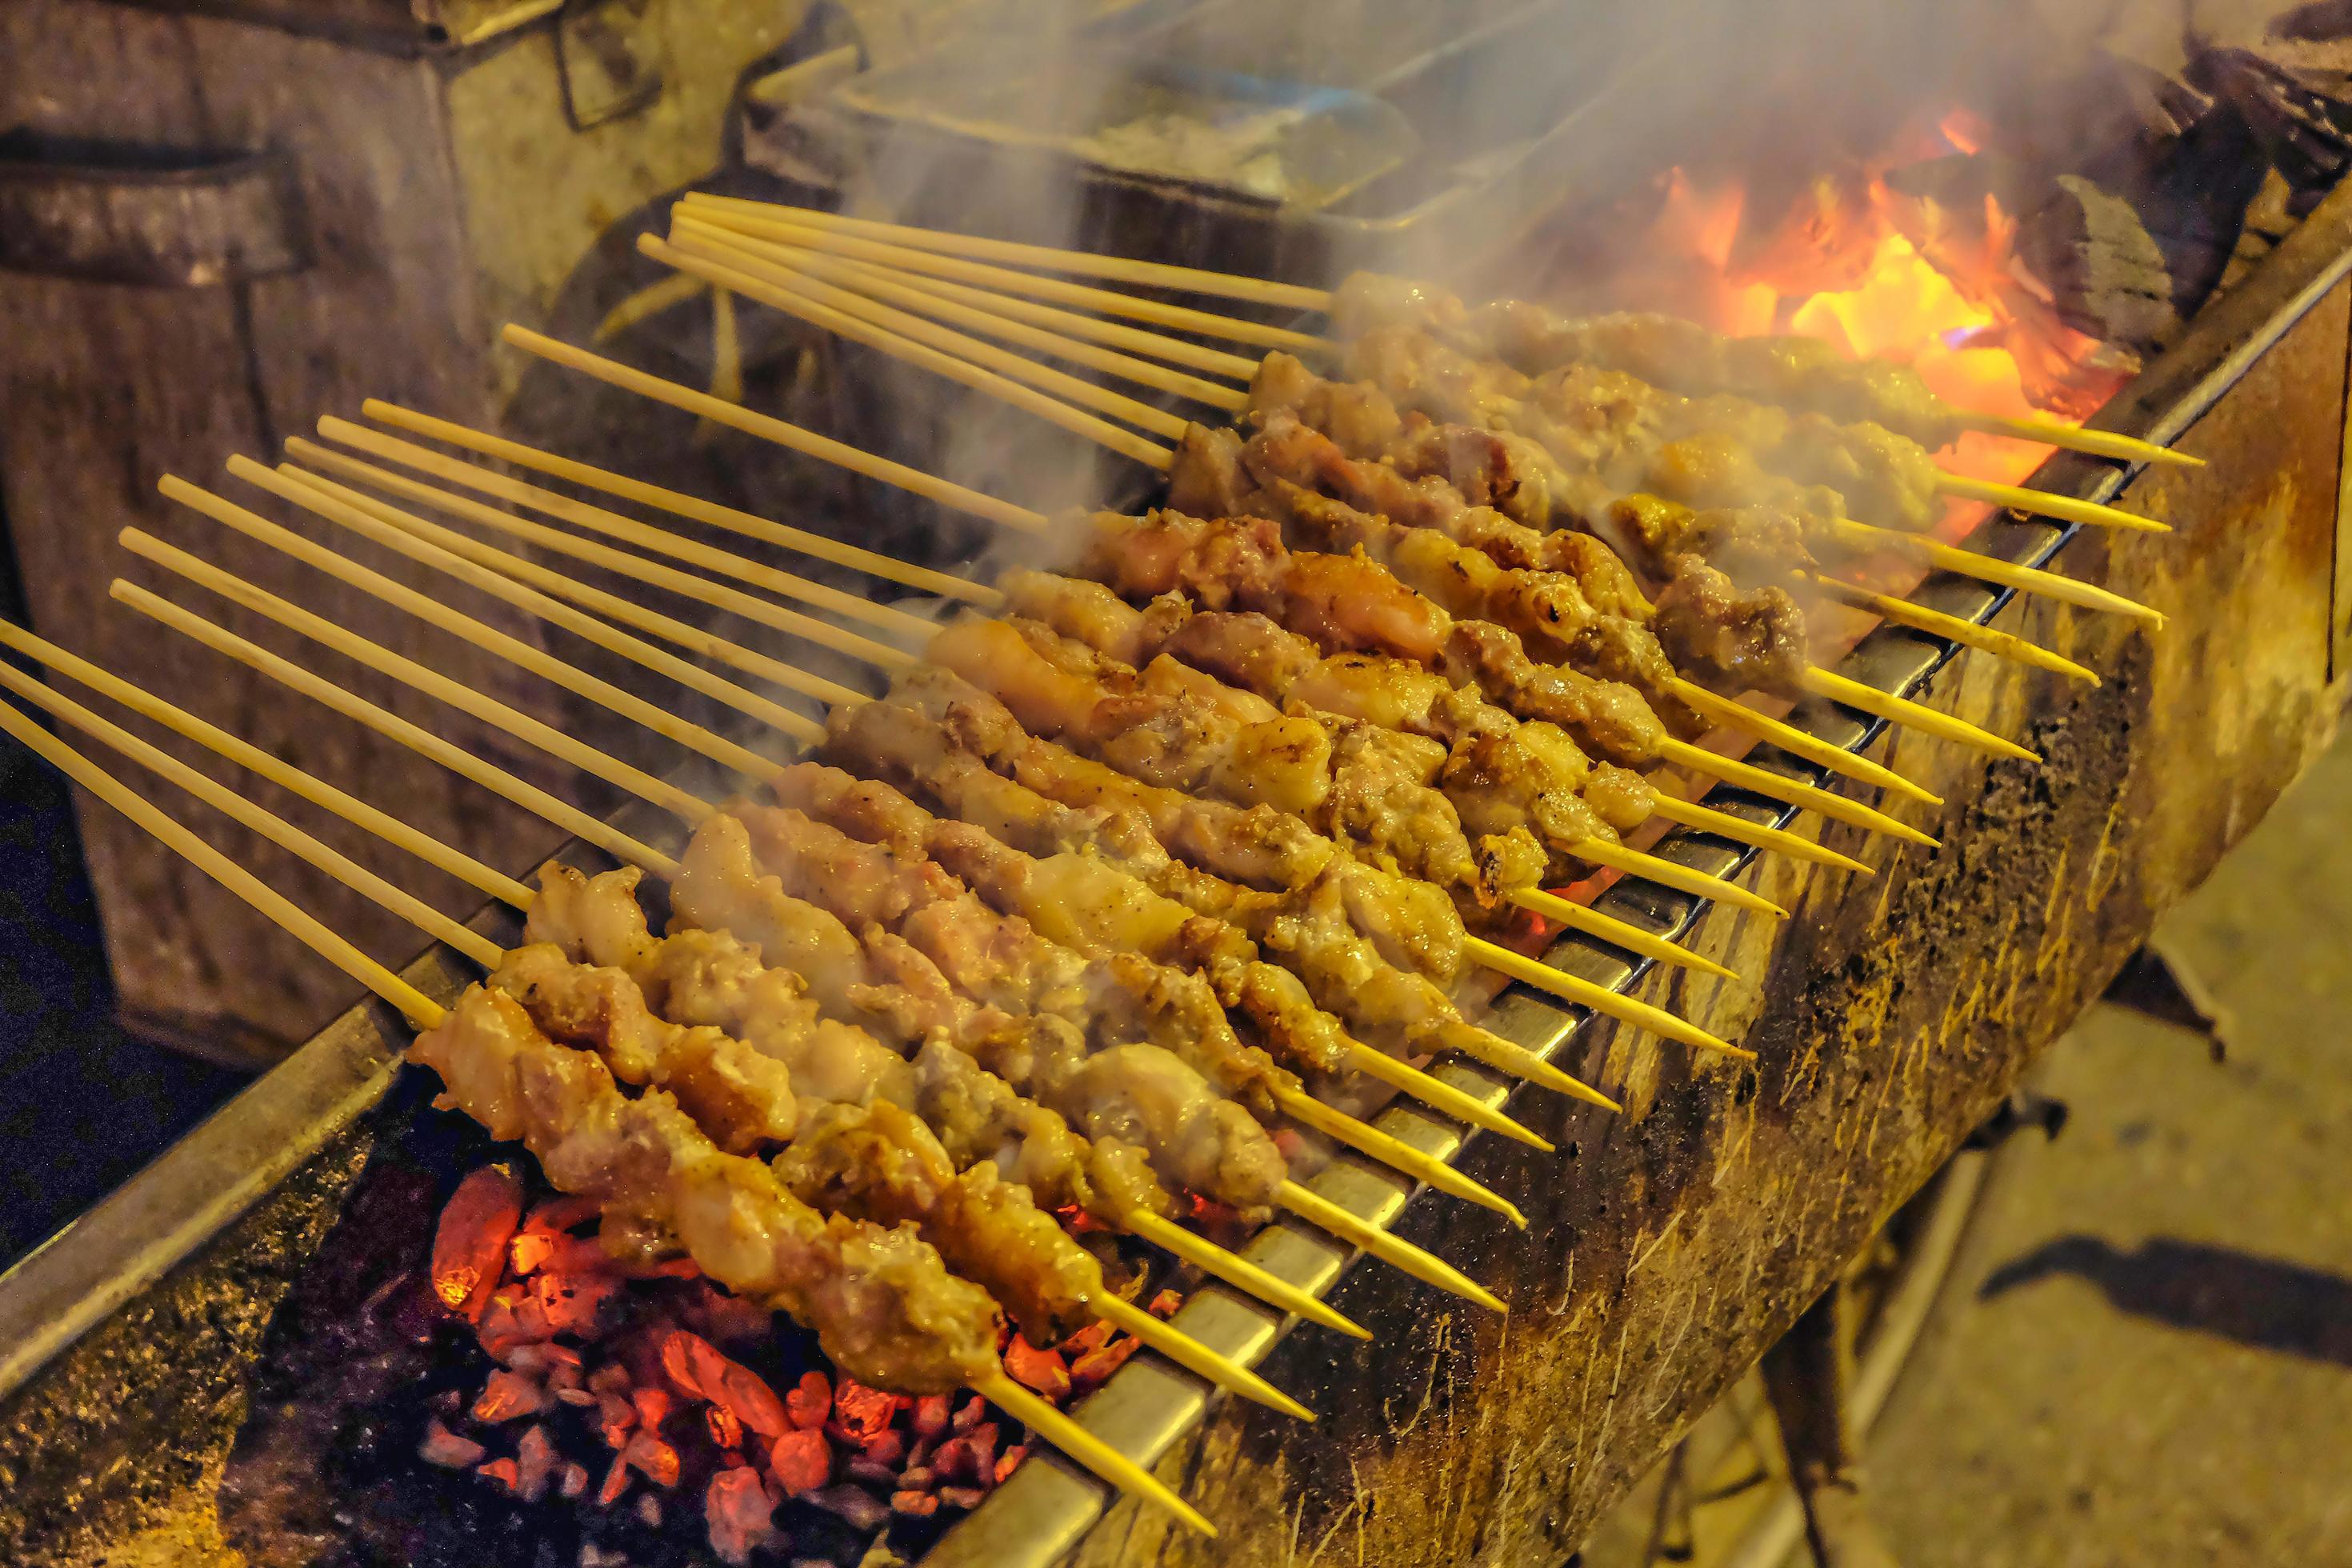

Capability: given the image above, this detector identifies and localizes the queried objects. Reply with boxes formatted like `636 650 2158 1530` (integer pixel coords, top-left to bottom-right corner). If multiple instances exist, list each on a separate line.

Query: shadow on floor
1981 1234 2352 1369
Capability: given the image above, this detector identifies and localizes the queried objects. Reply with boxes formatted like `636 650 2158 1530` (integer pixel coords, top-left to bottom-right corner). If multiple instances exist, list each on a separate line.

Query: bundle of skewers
0 197 2187 1545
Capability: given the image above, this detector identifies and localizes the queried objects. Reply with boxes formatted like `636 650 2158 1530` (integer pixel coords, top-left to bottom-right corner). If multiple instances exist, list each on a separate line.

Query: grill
5 8 2352 1566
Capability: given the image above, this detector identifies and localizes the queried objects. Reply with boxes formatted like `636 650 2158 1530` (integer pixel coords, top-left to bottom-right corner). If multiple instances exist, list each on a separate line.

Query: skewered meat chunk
767 762 1360 1084
1345 314 1945 531
772 1098 1102 1346
823 688 1510 1081
1078 504 1710 744
411 984 1004 1392
690 794 1291 1210
926 612 1542 910
1330 272 1964 452
1004 570 1647 856
866 666 1467 982
491 942 798 1154
530 865 1178 1231
1651 558 1811 695
1609 493 1816 586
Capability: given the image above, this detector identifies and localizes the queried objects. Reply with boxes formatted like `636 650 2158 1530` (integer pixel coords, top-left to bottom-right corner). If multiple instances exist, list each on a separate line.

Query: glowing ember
430 1164 523 1320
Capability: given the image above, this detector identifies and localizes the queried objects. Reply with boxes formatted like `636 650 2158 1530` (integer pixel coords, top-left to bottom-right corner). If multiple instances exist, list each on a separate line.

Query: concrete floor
1866 725 2352 1565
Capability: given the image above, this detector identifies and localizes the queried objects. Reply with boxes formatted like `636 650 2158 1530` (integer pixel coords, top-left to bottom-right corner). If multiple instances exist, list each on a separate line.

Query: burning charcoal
890 1490 939 1518
910 1393 952 1442
662 1329 791 1438
558 1386 599 1408
829 1380 902 1442
541 1270 626 1336
560 1462 592 1499
809 1483 891 1533
952 1395 986 1434
432 1165 524 1322
845 1456 898 1488
580 1546 630 1568
622 1430 682 1487
707 1403 744 1450
473 1369 548 1423
785 1370 833 1430
598 1454 632 1506
598 1391 637 1448
1071 1335 1142 1393
770 1426 834 1494
1002 1334 1069 1399
682 1278 775 1345
994 1444 1029 1485
1147 1288 1183 1318
859 1430 906 1469
478 1457 523 1492
938 1486 989 1511
636 1494 664 1530
630 1386 674 1431
898 1466 934 1490
706 1466 782 1566
418 1417 486 1469
516 1424 560 1502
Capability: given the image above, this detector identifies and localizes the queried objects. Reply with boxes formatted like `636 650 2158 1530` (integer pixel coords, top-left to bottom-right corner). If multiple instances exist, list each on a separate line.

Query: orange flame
1630 128 2126 499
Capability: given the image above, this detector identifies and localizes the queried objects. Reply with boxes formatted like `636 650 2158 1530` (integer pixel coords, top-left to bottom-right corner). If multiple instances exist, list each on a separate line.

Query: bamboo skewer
670 261 2028 783
503 327 1926 870
1273 1182 1505 1313
130 524 1528 1235
114 571 1486 1316
125 525 712 822
972 1371 1217 1535
502 325 1046 534
1933 474 2170 534
0 660 505 970
1568 842 1787 920
1801 572 2100 686
1508 887 1738 980
1956 411 2202 470
178 470 815 770
663 226 1205 443
680 194 1335 312
1460 936 1751 1060
1799 667 2041 764
686 198 2206 473
278 463 903 694
276 454 866 712
276 449 1638 1117
1084 1294 1312 1420
1662 678 1941 808
0 691 1224 1534
1655 738 1940 850
1644 795 1873 876
112 582 681 877
672 199 1333 355
1827 518 2165 626
640 234 1181 465
674 218 1252 414
1275 1088 1526 1229
335 409 1001 606
0 618 535 910
1121 1211 1366 1339
699 225 1265 380
0 694 446 1030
